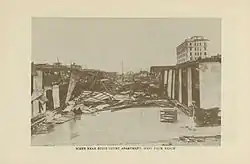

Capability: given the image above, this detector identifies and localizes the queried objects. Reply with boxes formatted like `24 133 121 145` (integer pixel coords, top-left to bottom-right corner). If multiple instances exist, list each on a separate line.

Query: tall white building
176 36 210 64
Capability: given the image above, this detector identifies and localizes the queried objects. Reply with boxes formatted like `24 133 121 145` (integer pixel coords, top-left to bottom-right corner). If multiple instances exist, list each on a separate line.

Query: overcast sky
32 18 221 73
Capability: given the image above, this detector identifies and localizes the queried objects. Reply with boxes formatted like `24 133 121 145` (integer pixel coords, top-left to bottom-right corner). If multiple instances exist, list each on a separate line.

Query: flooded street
31 107 220 146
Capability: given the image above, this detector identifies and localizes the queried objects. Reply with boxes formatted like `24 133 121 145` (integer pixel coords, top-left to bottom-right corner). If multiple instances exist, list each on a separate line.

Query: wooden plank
31 117 46 127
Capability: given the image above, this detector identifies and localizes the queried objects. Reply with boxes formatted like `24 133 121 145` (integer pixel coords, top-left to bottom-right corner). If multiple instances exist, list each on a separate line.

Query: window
204 52 207 55
204 47 206 50
190 52 192 56
189 43 192 46
190 47 192 51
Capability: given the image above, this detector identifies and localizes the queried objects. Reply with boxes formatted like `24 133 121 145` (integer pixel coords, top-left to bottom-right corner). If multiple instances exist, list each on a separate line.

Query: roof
150 56 221 71
150 66 175 72
176 56 221 68
177 36 210 49
186 36 209 41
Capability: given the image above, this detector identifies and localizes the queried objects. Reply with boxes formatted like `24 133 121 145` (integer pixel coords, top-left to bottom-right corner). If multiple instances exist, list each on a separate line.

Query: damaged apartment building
150 36 221 126
151 56 221 126
31 62 72 125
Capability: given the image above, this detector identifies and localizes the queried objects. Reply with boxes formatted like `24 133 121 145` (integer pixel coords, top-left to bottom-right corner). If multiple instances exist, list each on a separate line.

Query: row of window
190 47 207 51
189 42 207 46
179 51 207 59
178 46 207 54
178 53 208 64
178 56 204 63
190 52 207 56
189 56 202 60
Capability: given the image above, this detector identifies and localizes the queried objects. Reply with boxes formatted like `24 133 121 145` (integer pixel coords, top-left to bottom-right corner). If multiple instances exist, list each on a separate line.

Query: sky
32 18 221 73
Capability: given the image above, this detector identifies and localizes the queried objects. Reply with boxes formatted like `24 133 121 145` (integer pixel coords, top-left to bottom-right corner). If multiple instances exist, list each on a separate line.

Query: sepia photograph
31 18 221 146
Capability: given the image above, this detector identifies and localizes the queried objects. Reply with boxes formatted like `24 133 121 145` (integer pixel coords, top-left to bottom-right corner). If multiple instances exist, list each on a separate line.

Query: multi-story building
176 36 210 64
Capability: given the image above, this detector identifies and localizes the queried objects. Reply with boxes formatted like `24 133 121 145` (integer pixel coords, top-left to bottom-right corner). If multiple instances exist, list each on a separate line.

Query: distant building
71 62 82 70
176 36 210 64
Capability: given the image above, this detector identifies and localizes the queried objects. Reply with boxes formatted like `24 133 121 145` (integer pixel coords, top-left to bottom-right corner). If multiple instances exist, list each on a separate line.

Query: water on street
31 107 220 146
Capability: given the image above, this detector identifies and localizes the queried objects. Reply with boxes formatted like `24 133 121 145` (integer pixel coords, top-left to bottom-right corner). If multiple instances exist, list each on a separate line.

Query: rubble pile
177 135 221 145
31 122 55 135
64 91 115 113
62 90 173 114
161 135 221 146
56 70 174 115
36 70 173 132
193 107 221 127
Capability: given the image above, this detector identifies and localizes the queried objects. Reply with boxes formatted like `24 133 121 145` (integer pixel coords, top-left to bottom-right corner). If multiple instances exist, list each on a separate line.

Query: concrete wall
161 62 220 109
151 60 221 112
181 68 188 106
187 68 192 106
32 70 46 118
167 69 172 98
33 70 43 91
32 100 39 117
164 70 169 96
171 70 175 99
191 66 200 108
174 69 179 100
65 72 79 104
199 62 221 109
52 85 60 109
178 69 182 103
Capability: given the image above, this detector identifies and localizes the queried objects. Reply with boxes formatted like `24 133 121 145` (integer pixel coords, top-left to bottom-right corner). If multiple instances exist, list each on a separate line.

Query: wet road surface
31 107 220 146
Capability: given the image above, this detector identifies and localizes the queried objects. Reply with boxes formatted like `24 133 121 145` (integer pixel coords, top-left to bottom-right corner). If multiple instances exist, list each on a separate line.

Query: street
31 107 220 146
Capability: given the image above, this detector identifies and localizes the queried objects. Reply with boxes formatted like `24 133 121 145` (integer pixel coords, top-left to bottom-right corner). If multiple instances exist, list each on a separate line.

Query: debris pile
160 108 178 123
193 107 221 127
177 135 221 145
61 89 174 115
57 70 174 115
32 69 175 135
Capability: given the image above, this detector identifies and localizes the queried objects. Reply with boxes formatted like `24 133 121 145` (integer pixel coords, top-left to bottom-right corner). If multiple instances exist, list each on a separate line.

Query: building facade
32 62 72 112
151 57 221 110
176 36 210 64
31 66 47 119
